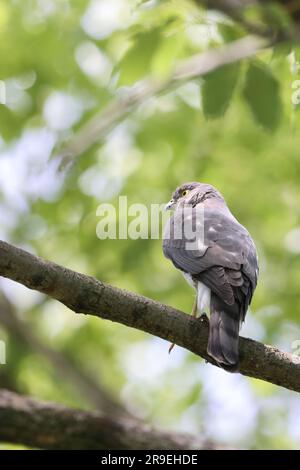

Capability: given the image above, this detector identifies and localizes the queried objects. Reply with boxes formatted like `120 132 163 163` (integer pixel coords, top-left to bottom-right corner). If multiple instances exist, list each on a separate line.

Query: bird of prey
163 182 258 370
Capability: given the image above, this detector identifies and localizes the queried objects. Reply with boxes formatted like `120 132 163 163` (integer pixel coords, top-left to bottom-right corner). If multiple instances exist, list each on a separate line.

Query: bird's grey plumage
163 182 258 370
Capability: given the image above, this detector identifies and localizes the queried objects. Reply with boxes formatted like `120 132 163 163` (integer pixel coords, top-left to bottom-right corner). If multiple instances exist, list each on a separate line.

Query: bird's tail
207 294 240 371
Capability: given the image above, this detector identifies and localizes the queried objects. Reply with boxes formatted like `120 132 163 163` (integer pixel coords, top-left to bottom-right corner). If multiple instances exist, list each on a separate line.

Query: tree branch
58 1 300 166
0 240 300 393
59 36 266 165
0 294 129 418
199 1 300 33
0 389 224 450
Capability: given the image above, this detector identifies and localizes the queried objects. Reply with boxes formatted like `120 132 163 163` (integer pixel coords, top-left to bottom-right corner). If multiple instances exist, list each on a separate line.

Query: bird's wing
163 206 258 311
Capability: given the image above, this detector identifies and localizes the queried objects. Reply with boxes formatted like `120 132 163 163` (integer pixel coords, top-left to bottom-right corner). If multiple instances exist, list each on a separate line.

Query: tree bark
0 240 300 393
0 389 225 450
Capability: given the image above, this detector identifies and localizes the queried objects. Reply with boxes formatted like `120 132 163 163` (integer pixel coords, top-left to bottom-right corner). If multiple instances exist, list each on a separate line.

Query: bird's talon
168 342 175 354
200 313 209 323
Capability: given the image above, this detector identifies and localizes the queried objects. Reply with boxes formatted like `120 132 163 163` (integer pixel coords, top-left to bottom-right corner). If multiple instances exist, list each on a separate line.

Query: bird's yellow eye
181 189 189 197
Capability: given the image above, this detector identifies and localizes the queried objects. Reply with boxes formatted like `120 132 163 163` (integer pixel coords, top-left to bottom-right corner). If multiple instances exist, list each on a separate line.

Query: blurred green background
1 0 300 450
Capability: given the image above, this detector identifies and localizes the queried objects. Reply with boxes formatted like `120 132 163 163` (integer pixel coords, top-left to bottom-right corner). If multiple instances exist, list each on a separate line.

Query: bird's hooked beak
165 198 176 211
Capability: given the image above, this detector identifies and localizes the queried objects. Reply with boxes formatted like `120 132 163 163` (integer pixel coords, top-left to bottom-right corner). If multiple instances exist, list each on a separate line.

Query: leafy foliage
202 63 240 118
0 0 299 450
243 61 282 131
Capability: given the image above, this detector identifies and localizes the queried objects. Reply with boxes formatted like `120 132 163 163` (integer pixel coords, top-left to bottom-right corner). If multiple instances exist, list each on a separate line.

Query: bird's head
165 182 224 210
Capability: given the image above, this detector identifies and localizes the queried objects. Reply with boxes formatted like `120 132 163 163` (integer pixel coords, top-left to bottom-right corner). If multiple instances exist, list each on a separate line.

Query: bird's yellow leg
169 295 198 354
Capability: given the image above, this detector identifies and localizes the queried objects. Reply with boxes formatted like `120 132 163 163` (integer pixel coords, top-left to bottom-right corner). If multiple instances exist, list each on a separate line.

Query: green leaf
243 61 282 132
261 3 292 30
117 28 162 86
217 23 244 42
151 31 183 79
272 42 292 59
202 62 240 119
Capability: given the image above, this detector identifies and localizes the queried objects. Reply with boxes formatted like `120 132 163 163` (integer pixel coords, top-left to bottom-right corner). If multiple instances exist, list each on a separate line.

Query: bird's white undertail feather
197 281 211 315
182 272 196 289
182 273 211 316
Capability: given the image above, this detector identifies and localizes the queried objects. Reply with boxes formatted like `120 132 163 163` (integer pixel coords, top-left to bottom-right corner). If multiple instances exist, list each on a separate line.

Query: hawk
163 182 258 370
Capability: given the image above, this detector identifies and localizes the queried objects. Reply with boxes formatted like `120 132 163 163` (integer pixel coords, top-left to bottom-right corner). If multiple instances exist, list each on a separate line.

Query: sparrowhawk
163 182 258 370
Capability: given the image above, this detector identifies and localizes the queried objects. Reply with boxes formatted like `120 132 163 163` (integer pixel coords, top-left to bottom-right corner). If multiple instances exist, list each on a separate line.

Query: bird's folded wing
163 207 258 296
